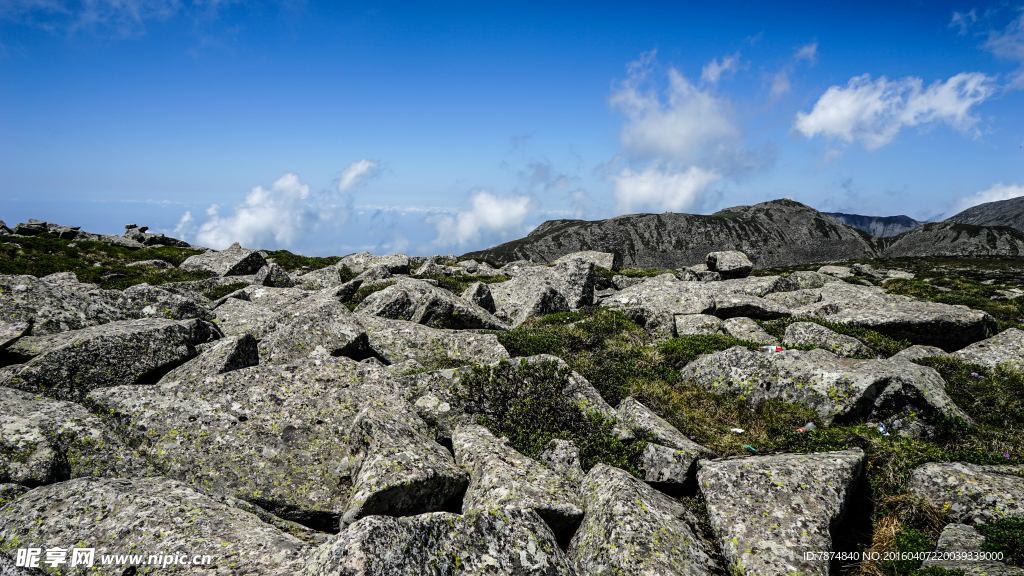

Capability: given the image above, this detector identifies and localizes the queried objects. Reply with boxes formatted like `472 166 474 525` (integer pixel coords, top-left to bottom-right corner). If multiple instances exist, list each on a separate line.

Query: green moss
977 517 1024 566
262 250 342 273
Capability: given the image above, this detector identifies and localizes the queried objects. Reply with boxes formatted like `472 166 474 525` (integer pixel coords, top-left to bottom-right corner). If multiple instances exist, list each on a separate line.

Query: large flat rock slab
698 449 866 576
1 318 203 402
357 315 509 366
0 274 128 336
680 346 970 437
954 327 1024 370
304 508 578 576
258 289 369 365
569 463 721 576
180 243 267 277
909 462 1024 524
0 476 309 575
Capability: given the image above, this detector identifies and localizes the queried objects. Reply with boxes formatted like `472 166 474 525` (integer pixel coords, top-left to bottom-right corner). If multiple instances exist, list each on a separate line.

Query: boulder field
1 245 1022 575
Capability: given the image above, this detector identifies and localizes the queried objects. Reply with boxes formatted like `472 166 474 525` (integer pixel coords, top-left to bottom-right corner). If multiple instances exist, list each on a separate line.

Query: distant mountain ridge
944 195 1024 232
823 212 922 238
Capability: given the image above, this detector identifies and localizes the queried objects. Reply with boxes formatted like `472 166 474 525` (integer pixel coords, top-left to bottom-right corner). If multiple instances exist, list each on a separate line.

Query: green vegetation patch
885 276 1024 332
263 250 342 273
593 265 665 282
977 518 1024 566
757 316 913 358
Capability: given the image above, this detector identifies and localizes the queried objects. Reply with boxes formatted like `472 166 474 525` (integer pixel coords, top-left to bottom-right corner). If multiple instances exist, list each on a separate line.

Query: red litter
759 346 785 353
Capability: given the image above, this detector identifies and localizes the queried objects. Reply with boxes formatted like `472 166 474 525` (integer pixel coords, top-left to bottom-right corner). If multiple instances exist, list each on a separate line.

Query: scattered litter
729 428 745 434
743 445 756 453
797 422 816 433
759 346 785 353
878 423 890 436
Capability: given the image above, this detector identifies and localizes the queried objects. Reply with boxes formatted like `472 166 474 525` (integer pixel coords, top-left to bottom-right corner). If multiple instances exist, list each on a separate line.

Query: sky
1 0 1023 256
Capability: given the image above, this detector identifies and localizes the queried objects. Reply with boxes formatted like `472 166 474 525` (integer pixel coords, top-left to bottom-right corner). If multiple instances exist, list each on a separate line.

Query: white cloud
609 50 740 164
700 53 740 85
795 41 818 64
338 159 379 192
983 9 1024 89
770 70 792 99
793 72 996 151
429 190 538 248
172 211 195 237
950 9 977 36
948 182 1024 216
610 164 721 214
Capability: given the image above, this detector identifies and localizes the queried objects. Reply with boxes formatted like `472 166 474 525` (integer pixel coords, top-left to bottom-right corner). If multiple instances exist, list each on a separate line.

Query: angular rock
489 259 595 326
909 462 1024 524
569 464 720 576
0 274 128 336
39 271 78 286
341 401 468 527
304 508 577 576
764 288 823 309
355 278 507 330
259 290 369 365
358 315 508 367
698 449 866 576
87 357 401 531
116 283 215 321
713 294 791 320
0 483 28 508
461 281 496 313
921 524 1024 575
818 265 853 278
454 424 583 531
413 260 464 277
180 243 267 277
954 328 1024 370
706 250 753 278
1 318 203 401
490 284 569 328
212 297 280 338
611 274 644 290
554 250 617 270
890 344 951 362
0 476 309 575
783 321 874 358
339 252 410 275
537 439 584 489
295 264 349 290
355 264 393 283
0 320 30 350
617 397 713 486
158 333 259 383
680 346 971 437
0 387 152 486
720 317 778 344
126 258 176 270
603 274 715 338
674 314 723 336
770 271 833 292
254 262 295 288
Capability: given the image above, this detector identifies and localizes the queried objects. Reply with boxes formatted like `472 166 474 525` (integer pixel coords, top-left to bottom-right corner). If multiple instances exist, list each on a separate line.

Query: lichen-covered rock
617 397 713 486
304 508 577 576
357 315 508 367
489 259 595 326
920 524 1024 575
0 274 128 336
126 258 176 270
603 274 715 338
818 265 853 278
783 321 874 358
770 271 834 292
454 424 583 531
706 250 753 278
355 264 393 283
461 281 496 313
0 483 27 508
674 314 723 336
355 278 507 330
537 439 584 488
180 243 267 277
259 289 369 365
158 333 259 383
339 252 410 275
953 328 1024 370
254 263 295 288
341 402 468 527
713 294 791 320
554 250 617 270
0 321 30 350
87 357 399 530
908 462 1024 524
698 449 865 576
1 318 203 401
413 260 464 277
212 297 280 338
764 288 824 309
0 387 153 486
611 275 644 290
720 316 778 344
680 346 970 437
569 463 720 576
0 476 309 575
116 283 214 321
890 344 951 362
641 443 708 486
295 264 350 290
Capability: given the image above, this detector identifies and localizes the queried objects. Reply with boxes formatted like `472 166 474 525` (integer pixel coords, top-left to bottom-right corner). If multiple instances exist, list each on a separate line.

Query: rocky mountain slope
881 221 1024 258
1 225 1023 575
823 212 922 237
945 195 1024 232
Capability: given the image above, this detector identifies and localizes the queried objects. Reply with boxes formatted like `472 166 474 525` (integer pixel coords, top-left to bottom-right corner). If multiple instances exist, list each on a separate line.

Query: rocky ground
1 224 1023 575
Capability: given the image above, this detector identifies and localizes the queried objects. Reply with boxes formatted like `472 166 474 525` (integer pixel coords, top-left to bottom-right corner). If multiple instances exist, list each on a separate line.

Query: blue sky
2 1 1023 256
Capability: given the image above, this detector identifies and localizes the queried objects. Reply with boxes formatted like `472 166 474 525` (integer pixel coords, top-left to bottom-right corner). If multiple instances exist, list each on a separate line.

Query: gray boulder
355 264 394 283
764 288 824 309
954 328 1024 370
921 524 1024 575
674 314 723 336
489 259 595 327
180 242 267 276
554 250 617 270
0 274 128 336
126 258 176 270
357 315 508 367
0 484 28 508
0 320 30 350
454 424 583 531
706 250 753 278
818 265 853 278
295 264 350 290
0 476 309 575
680 346 971 437
158 333 259 383
0 387 152 486
460 281 496 313
890 344 951 362
339 252 411 275
1 318 204 401
537 439 584 489
341 401 468 527
254 263 295 288
783 321 874 358
212 297 280 338
355 278 507 330
414 260 464 277
909 462 1024 524
116 283 214 321
770 271 834 292
304 508 577 576
569 464 720 576
713 294 791 320
617 397 714 486
720 317 778 344
258 289 369 365
698 449 865 576
611 274 644 290
603 274 715 338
